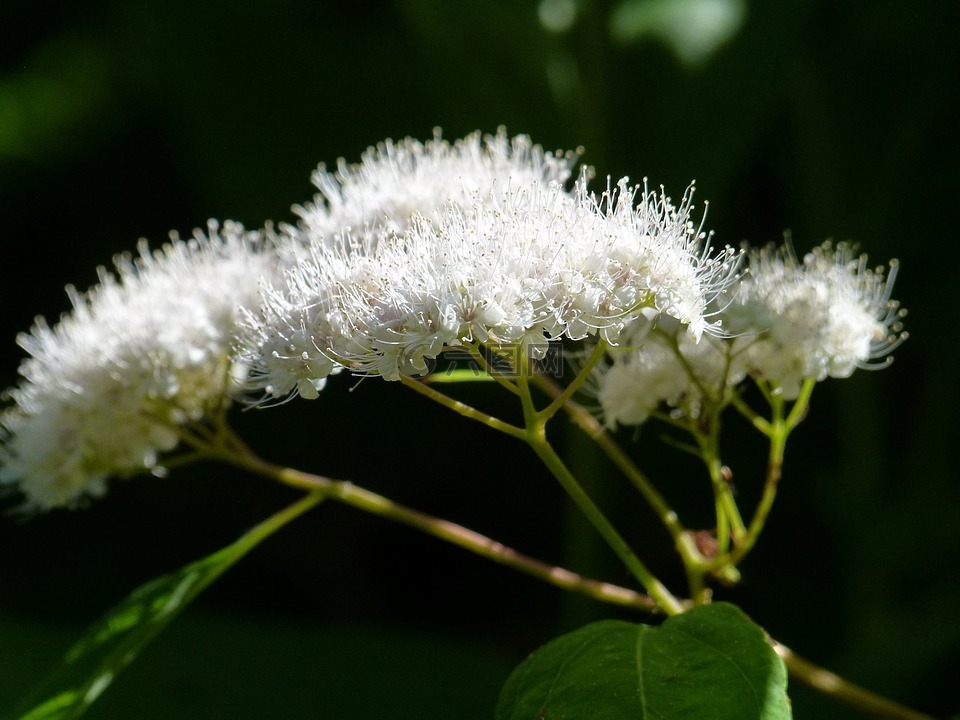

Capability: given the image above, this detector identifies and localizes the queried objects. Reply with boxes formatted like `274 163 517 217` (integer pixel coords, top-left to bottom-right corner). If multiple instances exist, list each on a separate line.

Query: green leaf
6 491 325 720
496 602 790 720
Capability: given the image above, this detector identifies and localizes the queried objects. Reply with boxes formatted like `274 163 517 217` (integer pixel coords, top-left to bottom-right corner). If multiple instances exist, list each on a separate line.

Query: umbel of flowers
598 241 905 427
0 128 904 513
1 128 926 720
0 223 273 509
242 175 740 400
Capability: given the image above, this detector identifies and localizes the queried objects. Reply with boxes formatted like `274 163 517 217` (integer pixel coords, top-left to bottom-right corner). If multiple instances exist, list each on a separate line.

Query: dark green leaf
6 491 324 720
496 602 790 720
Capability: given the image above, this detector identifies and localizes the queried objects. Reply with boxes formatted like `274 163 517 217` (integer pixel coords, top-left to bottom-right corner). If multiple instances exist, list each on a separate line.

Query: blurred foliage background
1 1 958 718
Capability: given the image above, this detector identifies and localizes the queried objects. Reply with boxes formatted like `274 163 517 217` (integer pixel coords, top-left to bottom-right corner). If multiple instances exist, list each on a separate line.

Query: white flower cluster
725 242 905 398
598 320 740 427
293 128 579 244
239 131 740 400
0 128 906 507
597 241 905 428
0 223 274 509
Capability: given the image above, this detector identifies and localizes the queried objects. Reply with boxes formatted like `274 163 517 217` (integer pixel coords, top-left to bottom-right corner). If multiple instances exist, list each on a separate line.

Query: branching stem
773 641 938 720
398 374 526 440
196 428 657 613
517 356 684 615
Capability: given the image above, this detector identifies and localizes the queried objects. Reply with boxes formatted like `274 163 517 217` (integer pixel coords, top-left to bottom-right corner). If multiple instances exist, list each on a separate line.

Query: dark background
1 1 958 718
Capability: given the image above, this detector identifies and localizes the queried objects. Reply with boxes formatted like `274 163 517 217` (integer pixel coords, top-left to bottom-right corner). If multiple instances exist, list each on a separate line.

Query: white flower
723 241 905 398
0 222 274 510
570 178 740 343
594 240 905 426
596 318 743 428
293 127 579 244
240 161 740 400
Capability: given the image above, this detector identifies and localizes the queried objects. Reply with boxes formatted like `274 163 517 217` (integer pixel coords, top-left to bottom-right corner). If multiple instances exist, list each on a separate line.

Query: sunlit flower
723 241 905 398
597 319 742 428
293 127 579 244
594 240 905 426
240 165 740 400
0 222 274 509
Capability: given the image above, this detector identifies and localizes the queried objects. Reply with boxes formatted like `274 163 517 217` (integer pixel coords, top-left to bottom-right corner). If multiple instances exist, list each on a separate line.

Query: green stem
398 374 526 440
531 375 690 551
785 377 817 430
461 340 523 396
714 487 730 557
292 467 658 612
523 428 683 615
684 558 710 606
231 488 328 554
700 425 747 544
730 392 772 435
401 344 682 614
184 417 936 720
664 330 715 404
518 366 684 615
707 431 783 573
720 483 746 538
774 641 938 720
537 340 608 422
199 432 658 613
710 378 816 571
673 416 740 600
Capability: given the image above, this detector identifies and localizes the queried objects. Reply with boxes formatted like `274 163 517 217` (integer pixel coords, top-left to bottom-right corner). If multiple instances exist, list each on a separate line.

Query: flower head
293 128 579 244
723 241 905 398
597 320 743 428
0 222 274 510
240 150 740 402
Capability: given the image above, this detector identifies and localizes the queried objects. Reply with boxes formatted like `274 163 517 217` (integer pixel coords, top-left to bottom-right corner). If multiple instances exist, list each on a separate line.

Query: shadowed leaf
496 602 790 720
6 491 324 720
